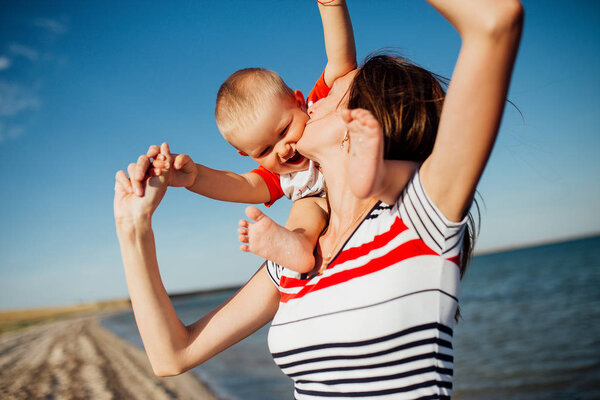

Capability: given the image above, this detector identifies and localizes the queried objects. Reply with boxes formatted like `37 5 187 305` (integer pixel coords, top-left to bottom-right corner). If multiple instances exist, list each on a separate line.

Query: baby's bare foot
239 206 314 273
344 108 385 198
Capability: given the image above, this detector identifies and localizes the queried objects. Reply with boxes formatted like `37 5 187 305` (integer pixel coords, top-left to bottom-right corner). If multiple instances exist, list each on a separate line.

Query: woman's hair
347 54 478 302
348 54 445 162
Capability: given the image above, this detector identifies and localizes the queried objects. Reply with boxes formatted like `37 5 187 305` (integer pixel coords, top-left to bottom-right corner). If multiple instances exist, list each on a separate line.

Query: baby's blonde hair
215 68 294 142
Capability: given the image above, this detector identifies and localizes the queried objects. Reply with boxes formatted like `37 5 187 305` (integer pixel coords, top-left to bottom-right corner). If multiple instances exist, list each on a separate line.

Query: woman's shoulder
395 169 468 255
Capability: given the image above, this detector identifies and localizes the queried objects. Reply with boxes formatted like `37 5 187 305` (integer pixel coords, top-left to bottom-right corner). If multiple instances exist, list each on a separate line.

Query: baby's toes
245 206 264 222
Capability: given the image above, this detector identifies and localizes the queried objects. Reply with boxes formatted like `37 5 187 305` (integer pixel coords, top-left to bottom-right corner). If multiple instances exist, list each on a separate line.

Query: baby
141 1 418 273
142 0 357 274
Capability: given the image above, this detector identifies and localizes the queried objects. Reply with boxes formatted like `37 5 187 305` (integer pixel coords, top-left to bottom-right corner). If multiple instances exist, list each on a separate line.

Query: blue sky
1 0 598 310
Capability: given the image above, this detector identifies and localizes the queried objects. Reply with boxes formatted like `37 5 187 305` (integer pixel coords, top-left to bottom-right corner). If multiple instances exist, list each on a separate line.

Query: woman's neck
319 156 376 238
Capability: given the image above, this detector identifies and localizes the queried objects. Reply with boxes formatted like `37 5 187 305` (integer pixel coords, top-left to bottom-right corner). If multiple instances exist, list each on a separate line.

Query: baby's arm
187 165 271 205
136 143 271 204
318 0 357 86
342 109 419 205
239 197 328 273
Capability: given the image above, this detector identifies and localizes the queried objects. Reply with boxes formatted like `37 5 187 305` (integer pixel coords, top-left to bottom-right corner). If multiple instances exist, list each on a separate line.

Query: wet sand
0 316 218 400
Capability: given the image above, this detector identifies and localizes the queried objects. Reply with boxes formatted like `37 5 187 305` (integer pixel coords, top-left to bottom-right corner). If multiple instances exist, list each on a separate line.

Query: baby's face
231 94 310 175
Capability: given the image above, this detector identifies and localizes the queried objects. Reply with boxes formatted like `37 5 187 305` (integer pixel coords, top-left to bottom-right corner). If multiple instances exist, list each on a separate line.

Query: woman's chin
296 141 315 163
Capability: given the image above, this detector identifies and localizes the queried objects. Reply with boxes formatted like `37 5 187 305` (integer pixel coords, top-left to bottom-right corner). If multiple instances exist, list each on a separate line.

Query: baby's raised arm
318 0 357 87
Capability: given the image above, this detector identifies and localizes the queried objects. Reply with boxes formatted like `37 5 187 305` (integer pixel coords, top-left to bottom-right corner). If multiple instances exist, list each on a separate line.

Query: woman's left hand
113 163 169 227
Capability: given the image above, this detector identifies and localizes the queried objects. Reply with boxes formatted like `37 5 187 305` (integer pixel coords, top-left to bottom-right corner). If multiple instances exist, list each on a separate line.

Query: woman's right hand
113 163 169 228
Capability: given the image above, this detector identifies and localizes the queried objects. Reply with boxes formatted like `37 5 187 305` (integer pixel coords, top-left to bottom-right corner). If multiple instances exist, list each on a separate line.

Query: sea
102 235 600 400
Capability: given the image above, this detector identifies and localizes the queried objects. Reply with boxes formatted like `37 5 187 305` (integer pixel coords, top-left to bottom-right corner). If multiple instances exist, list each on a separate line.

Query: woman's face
297 69 358 159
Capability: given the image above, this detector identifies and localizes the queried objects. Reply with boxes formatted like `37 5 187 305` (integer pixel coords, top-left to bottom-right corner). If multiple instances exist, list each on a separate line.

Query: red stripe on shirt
280 238 437 303
280 217 409 290
446 254 461 267
329 217 409 269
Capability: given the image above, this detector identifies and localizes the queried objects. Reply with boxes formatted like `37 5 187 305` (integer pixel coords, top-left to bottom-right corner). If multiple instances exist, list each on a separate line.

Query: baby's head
215 68 310 175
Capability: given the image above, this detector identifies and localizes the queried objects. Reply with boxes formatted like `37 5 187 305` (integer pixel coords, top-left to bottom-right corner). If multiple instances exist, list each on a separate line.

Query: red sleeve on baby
251 166 284 207
306 71 331 106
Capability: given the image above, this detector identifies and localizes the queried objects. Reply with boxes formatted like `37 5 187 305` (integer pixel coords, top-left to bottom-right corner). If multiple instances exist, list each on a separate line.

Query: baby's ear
294 90 306 111
237 149 249 156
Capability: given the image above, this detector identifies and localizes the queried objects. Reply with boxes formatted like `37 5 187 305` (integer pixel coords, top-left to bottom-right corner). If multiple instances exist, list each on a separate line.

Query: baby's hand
147 143 198 189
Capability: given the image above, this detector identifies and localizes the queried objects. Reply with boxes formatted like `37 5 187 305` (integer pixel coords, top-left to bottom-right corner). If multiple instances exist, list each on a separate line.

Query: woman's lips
286 151 305 165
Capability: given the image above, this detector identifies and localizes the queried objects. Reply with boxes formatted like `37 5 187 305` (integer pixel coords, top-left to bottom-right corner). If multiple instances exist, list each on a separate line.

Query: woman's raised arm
420 0 524 222
114 166 280 377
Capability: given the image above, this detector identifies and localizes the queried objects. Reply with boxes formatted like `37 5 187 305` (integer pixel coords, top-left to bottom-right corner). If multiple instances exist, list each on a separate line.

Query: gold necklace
316 198 378 274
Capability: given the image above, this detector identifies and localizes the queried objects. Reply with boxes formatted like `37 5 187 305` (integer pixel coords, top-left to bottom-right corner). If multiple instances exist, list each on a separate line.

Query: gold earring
340 130 350 149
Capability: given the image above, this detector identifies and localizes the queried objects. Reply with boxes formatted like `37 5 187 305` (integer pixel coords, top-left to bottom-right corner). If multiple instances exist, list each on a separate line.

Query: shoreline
0 286 241 325
0 299 132 335
0 314 219 399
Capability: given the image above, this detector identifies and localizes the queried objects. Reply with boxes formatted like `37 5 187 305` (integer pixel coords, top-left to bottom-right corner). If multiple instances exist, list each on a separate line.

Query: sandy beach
0 315 218 400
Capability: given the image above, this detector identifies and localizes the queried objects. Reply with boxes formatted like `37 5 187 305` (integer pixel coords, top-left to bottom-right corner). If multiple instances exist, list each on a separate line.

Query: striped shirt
266 171 467 399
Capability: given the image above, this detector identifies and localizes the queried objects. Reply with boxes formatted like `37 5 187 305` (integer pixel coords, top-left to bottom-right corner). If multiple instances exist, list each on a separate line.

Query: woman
114 0 523 397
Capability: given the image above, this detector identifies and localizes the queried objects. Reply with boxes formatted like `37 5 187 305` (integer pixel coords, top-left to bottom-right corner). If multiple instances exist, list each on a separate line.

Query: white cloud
33 18 67 35
0 57 11 71
0 82 40 117
9 43 39 61
0 122 26 143
0 82 40 144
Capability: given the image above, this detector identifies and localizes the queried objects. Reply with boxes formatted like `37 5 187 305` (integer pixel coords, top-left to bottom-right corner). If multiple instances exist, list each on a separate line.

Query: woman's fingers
122 142 173 197
128 162 145 196
115 170 132 194
135 155 151 180
127 163 136 179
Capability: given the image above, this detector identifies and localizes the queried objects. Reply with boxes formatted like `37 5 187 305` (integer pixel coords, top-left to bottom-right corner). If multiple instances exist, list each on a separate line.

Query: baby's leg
343 108 385 199
239 197 328 273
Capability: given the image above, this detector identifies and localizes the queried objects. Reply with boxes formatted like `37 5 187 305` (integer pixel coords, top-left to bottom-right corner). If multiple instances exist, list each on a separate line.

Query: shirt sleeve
398 170 468 257
251 166 284 207
306 70 331 107
264 260 283 289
